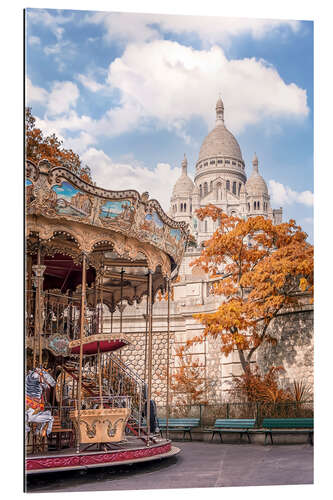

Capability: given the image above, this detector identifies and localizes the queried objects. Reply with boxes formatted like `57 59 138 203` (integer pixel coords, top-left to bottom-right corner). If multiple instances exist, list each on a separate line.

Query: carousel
25 159 189 474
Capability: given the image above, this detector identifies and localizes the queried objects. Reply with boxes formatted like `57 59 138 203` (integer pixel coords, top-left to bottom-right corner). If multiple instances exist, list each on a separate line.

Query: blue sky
25 8 314 242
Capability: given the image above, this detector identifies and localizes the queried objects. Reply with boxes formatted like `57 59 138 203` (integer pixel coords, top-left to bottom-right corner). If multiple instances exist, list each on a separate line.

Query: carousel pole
98 342 103 408
100 263 104 334
166 277 171 440
98 264 104 409
144 273 149 382
32 245 46 368
26 254 32 341
59 359 64 423
68 290 73 339
146 270 153 447
76 252 87 454
118 268 125 360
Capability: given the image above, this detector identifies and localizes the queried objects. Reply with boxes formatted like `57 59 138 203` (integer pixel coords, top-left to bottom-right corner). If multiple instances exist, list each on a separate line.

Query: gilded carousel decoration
25 159 188 472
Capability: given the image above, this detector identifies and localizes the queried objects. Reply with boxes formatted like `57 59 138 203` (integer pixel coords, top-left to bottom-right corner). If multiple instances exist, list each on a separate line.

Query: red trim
26 443 171 471
70 339 126 355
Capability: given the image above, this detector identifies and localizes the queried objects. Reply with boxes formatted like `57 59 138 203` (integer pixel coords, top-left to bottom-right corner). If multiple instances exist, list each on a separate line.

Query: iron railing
157 401 313 427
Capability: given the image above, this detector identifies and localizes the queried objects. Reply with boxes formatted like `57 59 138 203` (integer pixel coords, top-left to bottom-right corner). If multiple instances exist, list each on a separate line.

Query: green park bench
158 418 200 441
262 418 314 445
207 418 256 443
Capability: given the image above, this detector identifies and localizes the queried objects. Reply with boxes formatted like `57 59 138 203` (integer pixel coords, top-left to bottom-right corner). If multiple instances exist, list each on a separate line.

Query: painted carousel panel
52 181 92 218
99 199 133 221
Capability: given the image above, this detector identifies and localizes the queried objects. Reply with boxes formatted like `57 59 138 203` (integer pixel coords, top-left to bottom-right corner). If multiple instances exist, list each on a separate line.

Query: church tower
169 154 194 226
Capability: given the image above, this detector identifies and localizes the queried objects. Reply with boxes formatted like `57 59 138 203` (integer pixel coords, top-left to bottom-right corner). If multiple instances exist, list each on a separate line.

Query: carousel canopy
26 159 189 305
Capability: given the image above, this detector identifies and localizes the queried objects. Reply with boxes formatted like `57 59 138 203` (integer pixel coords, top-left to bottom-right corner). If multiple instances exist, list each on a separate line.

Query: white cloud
28 41 309 145
86 12 159 45
77 74 105 93
63 132 96 154
43 40 77 71
35 110 93 136
268 180 314 207
26 77 48 104
86 12 300 46
28 35 40 46
27 9 73 41
46 81 79 116
104 40 308 135
81 148 180 210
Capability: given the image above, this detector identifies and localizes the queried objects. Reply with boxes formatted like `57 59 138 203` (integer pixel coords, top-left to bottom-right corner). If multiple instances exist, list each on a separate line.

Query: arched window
199 185 202 197
232 182 237 194
204 182 208 196
248 203 250 211
238 183 241 195
190 204 192 213
226 180 230 191
210 181 213 191
184 202 187 212
180 203 183 212
204 220 208 232
257 201 260 210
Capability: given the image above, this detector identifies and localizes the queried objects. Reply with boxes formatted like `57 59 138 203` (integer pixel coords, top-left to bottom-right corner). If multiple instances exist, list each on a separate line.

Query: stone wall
117 330 175 406
108 298 314 406
257 308 314 390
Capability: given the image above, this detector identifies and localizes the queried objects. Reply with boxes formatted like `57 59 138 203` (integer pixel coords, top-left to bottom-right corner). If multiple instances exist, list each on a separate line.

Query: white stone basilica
170 97 282 246
108 97 313 406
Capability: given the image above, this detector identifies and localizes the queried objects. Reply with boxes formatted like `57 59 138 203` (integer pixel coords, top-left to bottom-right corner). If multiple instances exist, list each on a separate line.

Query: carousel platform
26 437 180 474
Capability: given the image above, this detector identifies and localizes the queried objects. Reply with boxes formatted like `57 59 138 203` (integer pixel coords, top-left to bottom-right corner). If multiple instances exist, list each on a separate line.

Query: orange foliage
189 206 314 373
230 366 292 403
25 107 92 182
168 345 210 406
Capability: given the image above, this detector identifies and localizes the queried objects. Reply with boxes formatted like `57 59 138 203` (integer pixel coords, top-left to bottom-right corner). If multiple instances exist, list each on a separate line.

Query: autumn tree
168 344 215 407
25 107 92 182
188 205 314 375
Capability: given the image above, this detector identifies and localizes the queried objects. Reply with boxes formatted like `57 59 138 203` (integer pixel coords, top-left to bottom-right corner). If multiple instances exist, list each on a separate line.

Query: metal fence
157 401 313 427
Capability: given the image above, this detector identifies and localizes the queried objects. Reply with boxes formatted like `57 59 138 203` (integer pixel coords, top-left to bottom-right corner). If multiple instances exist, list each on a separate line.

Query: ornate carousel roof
26 159 189 306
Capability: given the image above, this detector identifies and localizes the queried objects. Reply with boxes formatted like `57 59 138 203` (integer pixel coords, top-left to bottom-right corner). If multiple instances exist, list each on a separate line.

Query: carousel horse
25 367 56 437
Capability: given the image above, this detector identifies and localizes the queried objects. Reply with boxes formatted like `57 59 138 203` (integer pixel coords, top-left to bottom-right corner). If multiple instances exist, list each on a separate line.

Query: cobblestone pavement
26 441 313 493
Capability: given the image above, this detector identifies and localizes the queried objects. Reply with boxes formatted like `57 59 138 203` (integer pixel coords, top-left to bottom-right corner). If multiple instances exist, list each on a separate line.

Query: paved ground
26 441 313 493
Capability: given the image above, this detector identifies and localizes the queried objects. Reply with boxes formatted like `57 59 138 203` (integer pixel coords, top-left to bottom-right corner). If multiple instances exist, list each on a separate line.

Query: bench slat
213 419 256 429
262 418 313 429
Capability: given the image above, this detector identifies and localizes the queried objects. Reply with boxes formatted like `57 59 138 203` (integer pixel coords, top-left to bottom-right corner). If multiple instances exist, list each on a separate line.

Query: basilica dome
198 124 243 162
245 153 268 195
172 155 194 196
198 98 243 163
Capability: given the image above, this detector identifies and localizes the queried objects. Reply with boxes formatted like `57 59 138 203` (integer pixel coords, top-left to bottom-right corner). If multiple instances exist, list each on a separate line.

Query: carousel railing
26 289 109 340
106 354 146 436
